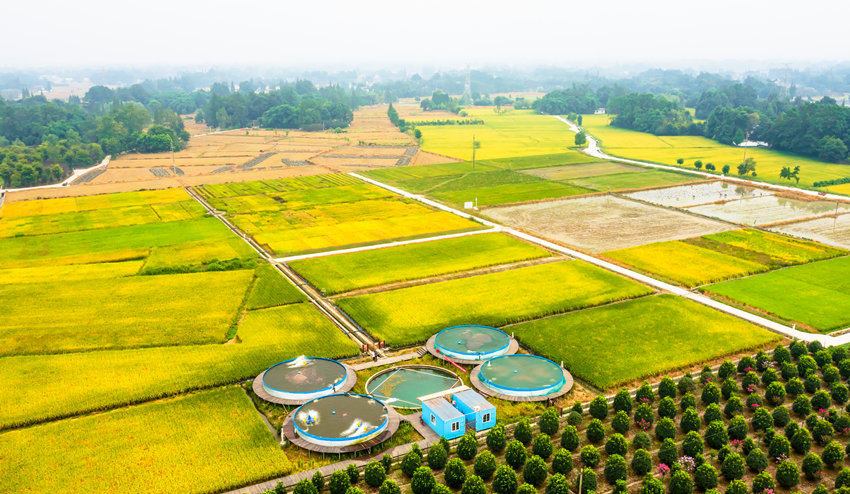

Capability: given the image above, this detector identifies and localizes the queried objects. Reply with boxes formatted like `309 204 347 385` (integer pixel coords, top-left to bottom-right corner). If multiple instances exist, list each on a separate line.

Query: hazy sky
3 0 849 70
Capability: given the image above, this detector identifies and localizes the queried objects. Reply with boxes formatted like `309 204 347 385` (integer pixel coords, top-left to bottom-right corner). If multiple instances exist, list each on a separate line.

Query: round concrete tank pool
293 393 390 447
477 355 566 397
262 357 348 402
433 325 511 361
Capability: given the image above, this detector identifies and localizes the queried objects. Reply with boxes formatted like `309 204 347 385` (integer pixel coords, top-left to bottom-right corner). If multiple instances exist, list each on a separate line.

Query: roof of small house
423 397 464 421
453 389 495 412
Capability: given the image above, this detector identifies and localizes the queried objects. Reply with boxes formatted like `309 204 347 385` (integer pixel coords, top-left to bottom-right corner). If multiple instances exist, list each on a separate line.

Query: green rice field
510 294 781 389
337 260 654 346
290 232 552 295
246 264 307 309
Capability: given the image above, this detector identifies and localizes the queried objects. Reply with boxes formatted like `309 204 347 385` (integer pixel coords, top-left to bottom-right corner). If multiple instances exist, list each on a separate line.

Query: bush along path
235 340 850 494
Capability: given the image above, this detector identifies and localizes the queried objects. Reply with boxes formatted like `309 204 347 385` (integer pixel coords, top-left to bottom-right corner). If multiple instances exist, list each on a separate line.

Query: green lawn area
0 302 359 429
290 233 552 295
509 294 781 389
337 260 654 346
0 387 291 494
703 256 850 332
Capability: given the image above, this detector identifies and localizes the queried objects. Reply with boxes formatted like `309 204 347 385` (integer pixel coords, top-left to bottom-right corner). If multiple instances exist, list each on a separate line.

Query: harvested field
771 213 850 249
625 181 773 208
510 294 780 389
485 195 733 252
337 260 653 346
522 162 648 180
686 194 850 226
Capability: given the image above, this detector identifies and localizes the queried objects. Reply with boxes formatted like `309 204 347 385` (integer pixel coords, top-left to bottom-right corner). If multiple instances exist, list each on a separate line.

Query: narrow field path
350 172 846 345
0 154 111 194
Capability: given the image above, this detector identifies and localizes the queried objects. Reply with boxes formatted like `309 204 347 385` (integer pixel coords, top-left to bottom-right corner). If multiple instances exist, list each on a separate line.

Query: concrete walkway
350 172 848 345
1 155 111 195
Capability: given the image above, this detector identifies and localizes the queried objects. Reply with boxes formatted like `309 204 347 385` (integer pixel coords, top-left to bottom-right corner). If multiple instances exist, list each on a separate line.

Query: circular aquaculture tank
365 365 462 409
434 325 511 361
478 355 566 397
262 357 348 402
293 393 389 447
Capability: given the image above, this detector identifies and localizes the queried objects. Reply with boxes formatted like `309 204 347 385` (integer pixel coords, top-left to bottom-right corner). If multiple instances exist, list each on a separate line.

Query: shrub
444 458 467 488
701 365 715 384
751 471 775 493
566 411 582 426
813 419 834 445
745 393 763 410
461 475 486 494
683 431 704 457
532 433 553 459
613 389 633 413
486 424 507 452
633 431 651 450
517 485 537 494
457 432 478 460
659 438 678 466
636 381 655 403
813 390 832 411
539 407 560 436
294 479 319 494
761 383 783 407
660 376 677 399
771 406 790 428
793 395 812 417
760 368 779 386
523 455 548 486
492 465 518 494
721 378 739 400
815 349 833 368
808 339 825 353
806 412 819 430
505 441 527 469
680 392 697 412
612 410 630 434
580 444 601 468
805 373 823 394
560 425 579 451
514 418 532 445
813 485 829 494
833 382 850 404
717 445 732 465
695 463 718 491
781 362 799 381
364 461 387 488
411 467 436 494
768 435 791 461
752 407 773 431
838 468 850 489
738 356 757 373
775 460 800 489
721 452 745 480
605 433 628 456
634 403 654 430
741 437 756 456
705 421 729 449
834 413 850 435
346 464 360 485
727 414 749 441
427 444 447 470
432 485 450 494
823 440 845 467
703 403 723 425
571 402 583 414
329 470 352 494
774 344 791 363
841 359 850 379
718 360 736 380
577 468 597 494
682 408 701 433
746 448 767 473
791 427 812 454
659 396 677 419
789 340 807 358
586 418 605 443
669 469 694 494
474 451 497 480
798 355 818 377
833 346 849 364
552 448 573 475
589 395 608 420
824 364 841 384
642 474 665 494
312 471 325 492
702 382 721 405
544 473 569 494
381 454 393 474
802 452 824 480
724 396 743 418
625 447 651 476
679 373 696 395
378 480 400 494
345 487 363 494
653 417 675 441
725 479 748 494
401 450 422 477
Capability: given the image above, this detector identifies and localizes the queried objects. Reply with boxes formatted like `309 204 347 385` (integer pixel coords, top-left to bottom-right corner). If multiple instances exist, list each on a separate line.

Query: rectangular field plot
485 195 733 253
290 233 552 295
0 302 359 429
0 188 192 218
246 264 307 309
0 261 143 285
685 194 850 226
0 269 253 356
567 169 698 191
432 181 591 207
337 260 653 346
0 387 292 494
771 213 850 250
703 256 850 332
522 162 648 180
625 181 774 208
509 294 780 389
704 228 847 264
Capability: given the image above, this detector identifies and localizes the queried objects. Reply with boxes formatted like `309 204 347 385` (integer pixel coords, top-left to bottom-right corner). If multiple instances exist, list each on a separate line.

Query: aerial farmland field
771 212 850 249
485 195 734 252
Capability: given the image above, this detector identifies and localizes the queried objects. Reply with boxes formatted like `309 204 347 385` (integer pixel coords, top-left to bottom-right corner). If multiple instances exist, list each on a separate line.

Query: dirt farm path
351 172 849 346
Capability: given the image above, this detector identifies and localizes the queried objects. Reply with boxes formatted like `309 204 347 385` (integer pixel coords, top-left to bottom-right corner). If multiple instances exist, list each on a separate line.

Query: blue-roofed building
419 386 495 439
453 388 497 432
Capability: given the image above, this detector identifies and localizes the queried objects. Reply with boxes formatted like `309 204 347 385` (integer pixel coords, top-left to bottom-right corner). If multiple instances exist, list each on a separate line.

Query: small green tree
580 444 601 468
632 449 653 476
560 425 579 451
378 480 400 494
545 473 569 494
802 452 824 480
505 440 528 469
523 455 548 486
775 460 800 489
721 452 745 481
538 408 560 436
589 395 608 420
532 433 553 459
444 458 467 489
486 424 507 452
457 431 478 460
514 418 532 445
411 467 435 494
427 443 447 470
552 448 573 475
604 454 628 484
461 475 486 494
401 450 421 477
364 461 386 488
474 451 498 480
328 470 352 494
346 464 360 485
694 463 718 491
669 470 694 494
312 471 325 492
492 465 518 494
746 448 767 473
612 410 630 434
294 479 319 494
613 389 633 413
605 433 628 456
575 131 587 146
